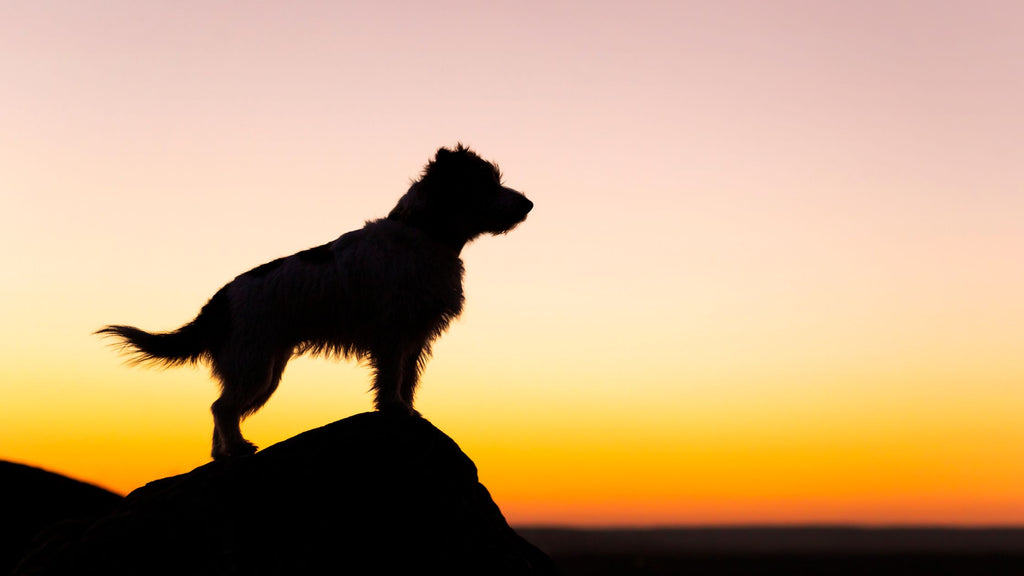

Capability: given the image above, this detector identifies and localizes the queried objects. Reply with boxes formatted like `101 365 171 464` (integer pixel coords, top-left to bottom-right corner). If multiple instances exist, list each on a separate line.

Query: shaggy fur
98 145 532 459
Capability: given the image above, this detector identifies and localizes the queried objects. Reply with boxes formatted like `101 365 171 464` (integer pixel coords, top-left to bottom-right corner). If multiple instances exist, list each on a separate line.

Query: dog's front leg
370 348 416 415
398 344 426 412
370 349 403 411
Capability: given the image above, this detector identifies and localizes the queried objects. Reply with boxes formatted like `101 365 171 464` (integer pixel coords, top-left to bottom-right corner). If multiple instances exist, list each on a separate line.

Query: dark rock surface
14 412 556 575
0 461 123 575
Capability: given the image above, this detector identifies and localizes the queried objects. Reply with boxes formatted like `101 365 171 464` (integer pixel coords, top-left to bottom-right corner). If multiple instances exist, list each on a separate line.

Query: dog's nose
521 196 534 214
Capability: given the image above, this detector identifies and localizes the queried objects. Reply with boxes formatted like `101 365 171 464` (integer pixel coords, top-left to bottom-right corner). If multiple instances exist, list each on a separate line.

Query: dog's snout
521 196 534 214
504 187 532 214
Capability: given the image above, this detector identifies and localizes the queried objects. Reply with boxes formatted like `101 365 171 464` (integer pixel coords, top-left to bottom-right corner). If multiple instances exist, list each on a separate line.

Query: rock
0 461 123 575
15 412 556 575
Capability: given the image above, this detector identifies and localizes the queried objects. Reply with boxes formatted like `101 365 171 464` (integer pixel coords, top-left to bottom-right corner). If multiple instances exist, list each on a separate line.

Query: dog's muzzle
505 188 533 219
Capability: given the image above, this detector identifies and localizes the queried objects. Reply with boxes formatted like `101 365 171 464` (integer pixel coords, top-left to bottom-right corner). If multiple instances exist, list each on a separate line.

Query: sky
2 1 1023 526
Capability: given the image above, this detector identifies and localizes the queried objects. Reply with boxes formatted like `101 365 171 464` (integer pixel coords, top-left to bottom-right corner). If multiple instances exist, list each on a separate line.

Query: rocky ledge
13 412 555 575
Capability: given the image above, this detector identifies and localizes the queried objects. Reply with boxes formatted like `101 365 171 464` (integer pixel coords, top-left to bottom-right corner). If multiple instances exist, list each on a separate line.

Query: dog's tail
96 287 229 368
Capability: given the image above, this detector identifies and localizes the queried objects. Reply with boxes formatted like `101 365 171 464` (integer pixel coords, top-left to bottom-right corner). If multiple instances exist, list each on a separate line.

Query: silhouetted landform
14 413 555 575
0 461 123 575
520 527 1024 575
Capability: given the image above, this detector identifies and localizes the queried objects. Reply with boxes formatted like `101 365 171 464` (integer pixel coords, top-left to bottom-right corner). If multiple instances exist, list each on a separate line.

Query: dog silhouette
99 145 533 459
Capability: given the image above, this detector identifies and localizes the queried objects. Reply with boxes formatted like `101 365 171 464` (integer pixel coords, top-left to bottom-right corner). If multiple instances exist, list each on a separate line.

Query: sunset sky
2 1 1023 526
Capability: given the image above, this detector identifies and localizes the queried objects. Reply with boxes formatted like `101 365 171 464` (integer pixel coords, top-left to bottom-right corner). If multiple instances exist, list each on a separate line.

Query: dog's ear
435 146 455 162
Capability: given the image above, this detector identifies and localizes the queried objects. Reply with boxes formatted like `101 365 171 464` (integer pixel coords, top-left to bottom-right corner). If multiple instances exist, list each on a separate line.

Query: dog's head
388 144 533 248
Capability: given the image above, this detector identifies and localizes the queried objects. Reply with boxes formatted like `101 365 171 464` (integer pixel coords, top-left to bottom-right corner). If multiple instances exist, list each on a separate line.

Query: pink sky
2 1 1023 525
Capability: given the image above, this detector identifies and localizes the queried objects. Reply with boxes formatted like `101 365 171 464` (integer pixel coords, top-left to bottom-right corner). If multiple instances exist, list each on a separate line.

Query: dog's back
225 219 465 359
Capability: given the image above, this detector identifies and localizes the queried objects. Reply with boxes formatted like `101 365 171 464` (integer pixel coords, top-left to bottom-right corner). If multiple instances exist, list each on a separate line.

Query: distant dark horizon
518 525 1024 555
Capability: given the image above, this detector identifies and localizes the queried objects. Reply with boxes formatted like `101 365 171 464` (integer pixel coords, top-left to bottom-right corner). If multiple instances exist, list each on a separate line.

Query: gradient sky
3 1 1023 526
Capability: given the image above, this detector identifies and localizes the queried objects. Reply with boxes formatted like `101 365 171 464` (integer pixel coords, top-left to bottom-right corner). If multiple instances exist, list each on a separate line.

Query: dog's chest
335 225 465 319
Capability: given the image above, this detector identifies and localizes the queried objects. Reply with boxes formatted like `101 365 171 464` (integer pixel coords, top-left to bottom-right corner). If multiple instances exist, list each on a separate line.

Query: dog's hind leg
211 395 255 460
209 352 276 459
240 349 292 419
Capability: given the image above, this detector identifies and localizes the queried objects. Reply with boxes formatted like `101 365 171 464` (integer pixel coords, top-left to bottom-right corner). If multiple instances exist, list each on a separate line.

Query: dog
98 145 533 459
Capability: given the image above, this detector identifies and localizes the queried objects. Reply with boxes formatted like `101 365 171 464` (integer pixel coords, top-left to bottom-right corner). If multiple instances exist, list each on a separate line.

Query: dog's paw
376 402 420 418
212 440 258 460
